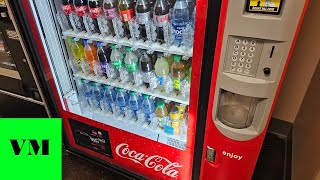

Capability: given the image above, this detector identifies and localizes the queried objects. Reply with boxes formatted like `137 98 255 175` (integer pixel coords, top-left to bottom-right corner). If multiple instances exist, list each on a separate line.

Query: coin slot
269 46 275 58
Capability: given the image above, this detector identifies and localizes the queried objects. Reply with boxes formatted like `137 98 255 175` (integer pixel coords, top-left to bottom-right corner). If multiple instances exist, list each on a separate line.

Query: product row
68 38 192 96
76 78 188 135
58 0 195 47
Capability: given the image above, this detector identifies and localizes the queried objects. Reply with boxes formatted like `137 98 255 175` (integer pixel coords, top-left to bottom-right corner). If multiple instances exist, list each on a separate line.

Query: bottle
170 106 181 135
154 53 169 86
102 85 115 112
167 0 175 18
186 66 191 82
172 0 189 46
92 82 103 109
141 94 155 122
124 47 139 80
84 39 98 73
61 0 75 28
88 0 103 33
171 55 185 93
97 42 111 77
140 52 153 86
186 0 195 18
153 0 169 42
71 38 85 67
116 88 127 115
148 0 156 18
155 100 168 128
110 44 123 77
135 0 151 40
74 0 89 31
119 0 135 37
191 6 195 28
103 0 118 35
80 79 93 106
128 91 141 118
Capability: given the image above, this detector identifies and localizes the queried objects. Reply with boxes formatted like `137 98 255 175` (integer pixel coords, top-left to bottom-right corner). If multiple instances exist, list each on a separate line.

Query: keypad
224 36 263 77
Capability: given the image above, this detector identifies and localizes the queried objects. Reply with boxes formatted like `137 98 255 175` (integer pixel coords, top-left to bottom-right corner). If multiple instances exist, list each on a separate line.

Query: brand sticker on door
246 0 283 14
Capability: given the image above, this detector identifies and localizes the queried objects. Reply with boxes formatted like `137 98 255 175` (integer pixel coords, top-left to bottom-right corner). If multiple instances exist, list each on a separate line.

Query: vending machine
8 0 307 179
9 0 220 179
198 0 309 180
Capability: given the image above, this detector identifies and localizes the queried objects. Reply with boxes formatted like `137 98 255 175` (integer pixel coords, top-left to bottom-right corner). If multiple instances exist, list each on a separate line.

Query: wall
272 0 320 123
292 60 320 180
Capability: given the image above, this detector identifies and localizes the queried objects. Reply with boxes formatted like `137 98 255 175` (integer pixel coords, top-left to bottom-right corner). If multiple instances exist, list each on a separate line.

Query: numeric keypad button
249 47 255 52
238 63 244 68
235 39 241 44
237 68 243 73
232 56 237 61
234 45 240 50
230 67 236 71
246 58 253 63
242 39 248 45
241 46 247 51
250 40 256 46
231 62 237 67
248 53 254 58
239 57 245 62
244 69 250 74
240 51 246 57
233 51 239 56
245 64 251 69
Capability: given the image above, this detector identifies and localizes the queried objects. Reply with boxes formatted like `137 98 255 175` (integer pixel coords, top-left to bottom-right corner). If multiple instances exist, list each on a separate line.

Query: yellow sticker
247 0 283 14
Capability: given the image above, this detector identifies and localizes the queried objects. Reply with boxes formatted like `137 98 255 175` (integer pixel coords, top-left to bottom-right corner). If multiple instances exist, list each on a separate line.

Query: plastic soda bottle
83 39 98 73
116 88 127 115
172 0 189 46
135 0 151 39
80 79 93 107
74 0 88 31
141 94 155 122
171 55 185 93
71 38 85 67
170 106 181 135
119 0 135 37
97 42 111 77
140 52 153 86
153 0 169 42
92 82 103 109
155 100 168 128
61 0 75 28
88 0 103 33
124 47 139 80
103 0 118 35
128 91 141 118
154 53 169 86
102 85 115 112
110 44 123 77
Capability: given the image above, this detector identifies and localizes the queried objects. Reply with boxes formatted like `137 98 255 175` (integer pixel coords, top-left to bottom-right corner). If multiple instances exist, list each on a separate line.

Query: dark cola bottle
148 0 156 18
119 0 135 38
88 0 103 33
153 0 169 42
135 0 150 40
74 0 89 31
61 0 75 28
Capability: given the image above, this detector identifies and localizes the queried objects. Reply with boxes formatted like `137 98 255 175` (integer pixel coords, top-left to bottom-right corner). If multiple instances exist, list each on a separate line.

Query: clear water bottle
80 79 94 107
141 94 155 122
116 88 128 115
92 82 103 109
124 47 139 82
102 85 115 112
110 44 123 78
128 91 141 118
172 0 189 46
191 6 196 29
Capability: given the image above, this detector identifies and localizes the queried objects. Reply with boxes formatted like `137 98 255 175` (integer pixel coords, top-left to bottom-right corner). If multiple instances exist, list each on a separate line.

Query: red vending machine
8 0 221 179
198 0 309 180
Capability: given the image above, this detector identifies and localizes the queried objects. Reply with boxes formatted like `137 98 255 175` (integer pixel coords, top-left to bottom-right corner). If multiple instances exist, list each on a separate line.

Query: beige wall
292 60 320 180
272 0 320 123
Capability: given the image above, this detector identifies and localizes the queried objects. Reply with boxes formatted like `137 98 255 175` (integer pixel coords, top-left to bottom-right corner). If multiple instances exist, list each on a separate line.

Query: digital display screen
246 0 284 15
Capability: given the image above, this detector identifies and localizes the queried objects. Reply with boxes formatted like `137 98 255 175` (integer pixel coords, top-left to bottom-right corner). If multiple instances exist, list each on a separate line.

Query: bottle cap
143 94 149 99
92 82 98 86
116 88 123 92
125 47 132 52
111 44 116 49
157 101 165 108
96 41 102 47
83 39 89 45
71 37 77 43
103 84 110 89
173 55 181 62
80 79 87 83
129 91 136 95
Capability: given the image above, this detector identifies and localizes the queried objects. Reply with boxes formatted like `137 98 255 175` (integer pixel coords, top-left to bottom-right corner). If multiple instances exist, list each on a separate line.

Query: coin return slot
269 46 275 58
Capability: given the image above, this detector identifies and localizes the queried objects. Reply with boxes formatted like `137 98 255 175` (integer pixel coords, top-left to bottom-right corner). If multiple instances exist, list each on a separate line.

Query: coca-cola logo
61 4 74 15
155 14 169 23
75 5 88 16
116 143 183 178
